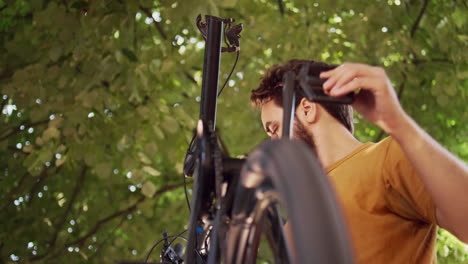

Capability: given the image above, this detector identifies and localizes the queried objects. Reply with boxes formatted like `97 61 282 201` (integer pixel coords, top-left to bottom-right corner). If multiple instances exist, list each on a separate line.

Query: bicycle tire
224 139 355 264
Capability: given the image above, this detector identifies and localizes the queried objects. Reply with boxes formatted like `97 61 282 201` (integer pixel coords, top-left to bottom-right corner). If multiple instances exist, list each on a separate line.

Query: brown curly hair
251 59 354 133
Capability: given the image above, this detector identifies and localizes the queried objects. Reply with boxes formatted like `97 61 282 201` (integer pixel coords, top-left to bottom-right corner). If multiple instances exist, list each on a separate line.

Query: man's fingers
329 69 357 93
322 63 382 93
330 76 380 97
321 66 346 92
322 63 361 91
319 65 340 78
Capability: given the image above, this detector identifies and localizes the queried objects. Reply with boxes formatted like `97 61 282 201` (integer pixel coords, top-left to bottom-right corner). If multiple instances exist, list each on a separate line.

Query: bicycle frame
183 14 291 264
185 15 244 264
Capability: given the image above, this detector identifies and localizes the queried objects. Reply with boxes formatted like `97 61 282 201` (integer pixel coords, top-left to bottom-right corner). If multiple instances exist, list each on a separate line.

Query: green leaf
122 155 137 170
217 0 238 8
137 152 152 165
141 181 156 197
136 106 151 120
70 1 88 10
48 45 63 62
30 0 44 11
55 155 67 167
140 200 155 218
95 162 112 178
161 60 175 73
152 124 165 140
29 107 48 123
0 140 7 151
142 166 161 177
144 142 158 155
42 127 60 142
452 10 467 29
49 116 63 128
121 48 138 62
84 152 96 166
22 145 34 153
37 149 53 164
161 116 179 134
129 169 145 184
117 135 132 152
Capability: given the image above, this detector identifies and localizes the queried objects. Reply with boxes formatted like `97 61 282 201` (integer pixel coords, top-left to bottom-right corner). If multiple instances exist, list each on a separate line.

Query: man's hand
320 63 406 135
322 62 468 243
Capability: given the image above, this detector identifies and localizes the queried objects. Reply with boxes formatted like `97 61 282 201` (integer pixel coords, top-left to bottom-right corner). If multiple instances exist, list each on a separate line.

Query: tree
0 0 466 263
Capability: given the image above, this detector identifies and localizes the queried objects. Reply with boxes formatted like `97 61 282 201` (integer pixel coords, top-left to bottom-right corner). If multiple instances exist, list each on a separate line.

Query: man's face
261 100 316 151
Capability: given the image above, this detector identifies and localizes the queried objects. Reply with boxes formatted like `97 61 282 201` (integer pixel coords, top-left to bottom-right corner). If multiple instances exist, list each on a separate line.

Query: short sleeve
382 137 438 224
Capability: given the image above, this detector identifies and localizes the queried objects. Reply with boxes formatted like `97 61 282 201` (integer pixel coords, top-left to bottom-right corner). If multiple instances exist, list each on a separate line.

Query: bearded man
250 59 468 263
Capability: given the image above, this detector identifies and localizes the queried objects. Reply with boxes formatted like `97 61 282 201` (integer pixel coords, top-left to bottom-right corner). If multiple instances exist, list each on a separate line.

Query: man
250 59 468 263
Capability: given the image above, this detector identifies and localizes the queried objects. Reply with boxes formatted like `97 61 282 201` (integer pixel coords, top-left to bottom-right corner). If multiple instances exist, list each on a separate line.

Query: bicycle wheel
223 139 355 264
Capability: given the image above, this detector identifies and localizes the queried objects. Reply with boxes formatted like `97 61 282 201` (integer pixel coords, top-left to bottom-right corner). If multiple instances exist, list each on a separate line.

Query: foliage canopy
0 0 467 263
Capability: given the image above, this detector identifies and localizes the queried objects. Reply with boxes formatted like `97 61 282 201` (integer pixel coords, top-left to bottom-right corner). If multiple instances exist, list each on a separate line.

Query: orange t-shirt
327 137 438 263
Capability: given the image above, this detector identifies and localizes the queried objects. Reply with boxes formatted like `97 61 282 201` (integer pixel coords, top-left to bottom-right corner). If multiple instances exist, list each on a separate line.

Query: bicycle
146 15 355 264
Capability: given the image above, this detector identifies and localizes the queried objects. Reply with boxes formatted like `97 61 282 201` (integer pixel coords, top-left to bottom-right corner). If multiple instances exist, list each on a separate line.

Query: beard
293 118 316 154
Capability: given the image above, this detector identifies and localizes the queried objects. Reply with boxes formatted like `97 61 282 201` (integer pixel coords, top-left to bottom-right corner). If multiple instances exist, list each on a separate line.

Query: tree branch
67 196 145 248
0 71 13 81
87 213 127 261
1 172 29 211
396 72 408 100
154 181 190 197
2 157 63 211
0 51 72 83
410 0 429 38
386 0 429 143
183 71 198 85
412 58 454 65
378 0 430 142
68 182 187 247
48 166 87 249
139 6 167 40
0 96 7 112
28 182 187 262
277 0 285 16
7 146 29 155
26 167 50 205
0 119 49 142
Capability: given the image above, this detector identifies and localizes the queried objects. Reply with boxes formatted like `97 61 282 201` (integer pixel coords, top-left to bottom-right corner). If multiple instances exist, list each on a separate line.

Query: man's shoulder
327 138 389 173
374 136 394 149
346 136 401 168
351 136 393 158
367 136 402 160
374 136 408 165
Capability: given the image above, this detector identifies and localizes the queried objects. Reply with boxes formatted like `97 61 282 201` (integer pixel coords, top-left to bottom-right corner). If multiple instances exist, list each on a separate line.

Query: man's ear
297 98 318 124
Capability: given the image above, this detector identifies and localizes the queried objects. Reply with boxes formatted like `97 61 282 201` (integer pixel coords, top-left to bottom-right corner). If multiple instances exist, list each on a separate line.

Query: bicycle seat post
198 15 224 131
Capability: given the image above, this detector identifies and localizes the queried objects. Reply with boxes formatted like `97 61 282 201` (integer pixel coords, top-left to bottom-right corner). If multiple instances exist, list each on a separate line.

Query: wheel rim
226 187 292 264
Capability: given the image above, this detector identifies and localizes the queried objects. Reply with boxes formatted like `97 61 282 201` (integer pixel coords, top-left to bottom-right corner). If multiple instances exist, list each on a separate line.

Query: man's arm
389 111 468 242
320 63 468 243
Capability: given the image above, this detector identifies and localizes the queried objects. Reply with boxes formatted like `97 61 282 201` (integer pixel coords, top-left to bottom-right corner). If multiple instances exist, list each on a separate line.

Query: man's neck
313 123 363 168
